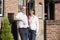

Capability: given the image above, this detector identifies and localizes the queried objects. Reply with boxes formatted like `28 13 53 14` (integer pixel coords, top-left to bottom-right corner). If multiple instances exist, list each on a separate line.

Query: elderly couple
16 6 39 40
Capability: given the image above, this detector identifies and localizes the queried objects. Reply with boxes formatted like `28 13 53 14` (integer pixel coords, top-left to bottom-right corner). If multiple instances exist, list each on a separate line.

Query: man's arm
22 16 28 25
15 17 23 21
15 13 23 21
15 13 27 24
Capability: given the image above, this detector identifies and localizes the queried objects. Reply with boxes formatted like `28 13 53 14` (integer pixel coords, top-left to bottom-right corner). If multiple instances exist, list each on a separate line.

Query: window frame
53 0 60 3
0 0 4 16
44 0 55 20
18 0 24 12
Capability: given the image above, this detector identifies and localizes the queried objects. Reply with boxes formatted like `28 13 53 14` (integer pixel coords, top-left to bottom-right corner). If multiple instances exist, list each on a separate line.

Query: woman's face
30 10 34 15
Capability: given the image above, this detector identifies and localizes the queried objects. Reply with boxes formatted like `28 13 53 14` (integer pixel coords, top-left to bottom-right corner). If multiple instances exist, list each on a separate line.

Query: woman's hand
36 32 40 37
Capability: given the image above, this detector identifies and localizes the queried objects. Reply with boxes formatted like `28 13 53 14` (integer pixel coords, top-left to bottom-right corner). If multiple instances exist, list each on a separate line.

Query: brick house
0 0 60 40
45 0 60 40
0 0 44 40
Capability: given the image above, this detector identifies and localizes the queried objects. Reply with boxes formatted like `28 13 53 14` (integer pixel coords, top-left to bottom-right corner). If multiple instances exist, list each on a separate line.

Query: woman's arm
36 17 40 37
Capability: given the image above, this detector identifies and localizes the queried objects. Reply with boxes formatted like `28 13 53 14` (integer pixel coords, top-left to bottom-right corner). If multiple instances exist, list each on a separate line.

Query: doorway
26 0 35 16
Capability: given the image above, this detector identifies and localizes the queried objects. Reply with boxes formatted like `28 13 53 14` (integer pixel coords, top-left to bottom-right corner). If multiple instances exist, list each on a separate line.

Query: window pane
0 0 3 16
53 0 60 2
44 0 55 20
18 0 24 12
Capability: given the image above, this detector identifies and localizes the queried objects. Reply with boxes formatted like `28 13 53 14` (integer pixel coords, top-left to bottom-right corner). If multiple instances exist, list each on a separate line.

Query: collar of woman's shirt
30 15 35 19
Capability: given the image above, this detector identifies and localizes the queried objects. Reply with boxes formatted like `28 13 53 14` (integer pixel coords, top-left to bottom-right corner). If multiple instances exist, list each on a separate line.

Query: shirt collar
32 15 35 17
20 12 25 15
31 15 35 19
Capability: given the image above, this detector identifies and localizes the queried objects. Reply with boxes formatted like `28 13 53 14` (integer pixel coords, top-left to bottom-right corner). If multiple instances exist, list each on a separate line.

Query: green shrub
1 17 14 40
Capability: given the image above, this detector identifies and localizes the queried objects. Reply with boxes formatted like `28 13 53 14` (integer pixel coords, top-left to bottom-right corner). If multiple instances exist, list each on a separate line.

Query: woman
28 9 39 40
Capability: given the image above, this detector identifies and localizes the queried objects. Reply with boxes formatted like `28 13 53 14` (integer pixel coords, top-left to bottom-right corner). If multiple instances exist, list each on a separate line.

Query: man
16 6 28 40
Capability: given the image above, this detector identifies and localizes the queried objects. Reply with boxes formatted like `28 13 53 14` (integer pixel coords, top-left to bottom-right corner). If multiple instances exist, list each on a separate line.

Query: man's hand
22 20 26 25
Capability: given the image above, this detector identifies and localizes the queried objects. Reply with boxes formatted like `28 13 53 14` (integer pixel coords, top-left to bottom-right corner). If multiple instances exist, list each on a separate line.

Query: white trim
0 0 3 16
38 5 43 19
19 0 23 5
0 14 3 16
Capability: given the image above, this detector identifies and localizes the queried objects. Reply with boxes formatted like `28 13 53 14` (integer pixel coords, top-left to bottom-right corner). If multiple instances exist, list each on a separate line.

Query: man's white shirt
16 12 28 28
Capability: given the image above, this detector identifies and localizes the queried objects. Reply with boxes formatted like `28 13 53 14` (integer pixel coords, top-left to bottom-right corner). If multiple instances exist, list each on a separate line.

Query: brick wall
4 0 18 19
0 0 18 30
46 20 60 40
55 3 60 20
0 0 18 33
46 3 60 40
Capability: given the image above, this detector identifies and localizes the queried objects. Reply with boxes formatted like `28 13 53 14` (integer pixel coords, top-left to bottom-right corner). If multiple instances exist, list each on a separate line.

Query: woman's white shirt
29 15 39 32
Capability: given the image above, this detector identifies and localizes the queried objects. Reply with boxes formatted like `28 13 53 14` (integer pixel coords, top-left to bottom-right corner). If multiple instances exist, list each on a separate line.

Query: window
45 0 60 20
53 0 60 3
49 2 55 20
0 0 4 16
18 0 24 12
44 0 55 20
38 3 43 19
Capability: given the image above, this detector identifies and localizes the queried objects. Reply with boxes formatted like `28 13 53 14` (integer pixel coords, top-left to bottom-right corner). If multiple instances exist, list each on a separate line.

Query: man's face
22 7 26 13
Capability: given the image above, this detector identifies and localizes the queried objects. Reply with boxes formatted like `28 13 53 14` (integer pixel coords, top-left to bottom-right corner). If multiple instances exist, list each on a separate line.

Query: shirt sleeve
16 13 20 19
16 12 23 20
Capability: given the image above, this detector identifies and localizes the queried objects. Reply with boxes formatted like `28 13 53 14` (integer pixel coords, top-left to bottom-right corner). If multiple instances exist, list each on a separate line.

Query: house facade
0 0 60 40
0 0 44 40
45 0 60 40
